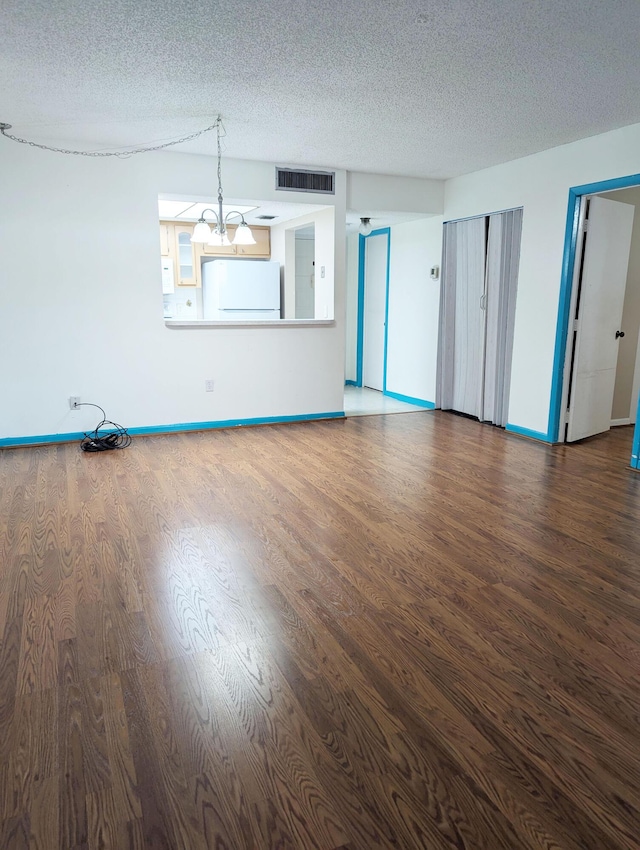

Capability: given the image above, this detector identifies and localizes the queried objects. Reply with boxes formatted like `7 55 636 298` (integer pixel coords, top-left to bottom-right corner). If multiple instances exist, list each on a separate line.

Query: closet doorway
361 229 390 392
437 208 523 426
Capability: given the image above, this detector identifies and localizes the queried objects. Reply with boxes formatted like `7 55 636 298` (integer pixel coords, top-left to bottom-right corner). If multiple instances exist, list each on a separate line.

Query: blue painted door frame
356 228 391 389
632 417 640 469
549 171 640 468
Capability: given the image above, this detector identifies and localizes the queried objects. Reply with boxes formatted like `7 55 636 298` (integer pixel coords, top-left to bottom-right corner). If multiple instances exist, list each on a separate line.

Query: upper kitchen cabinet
159 222 272 288
174 225 200 287
159 222 172 257
201 237 237 257
236 226 271 257
200 225 271 257
159 221 201 287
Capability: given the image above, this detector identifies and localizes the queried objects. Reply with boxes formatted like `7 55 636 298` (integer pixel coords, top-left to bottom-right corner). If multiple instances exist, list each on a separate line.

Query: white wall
312 208 335 321
443 121 640 435
385 218 443 403
0 143 346 440
345 233 360 381
348 172 443 216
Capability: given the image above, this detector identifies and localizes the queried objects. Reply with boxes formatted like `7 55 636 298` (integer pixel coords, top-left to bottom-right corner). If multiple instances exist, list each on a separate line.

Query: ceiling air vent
275 167 335 195
256 214 277 220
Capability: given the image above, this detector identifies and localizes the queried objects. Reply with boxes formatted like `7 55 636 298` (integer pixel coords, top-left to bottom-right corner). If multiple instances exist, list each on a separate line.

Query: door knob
616 330 625 339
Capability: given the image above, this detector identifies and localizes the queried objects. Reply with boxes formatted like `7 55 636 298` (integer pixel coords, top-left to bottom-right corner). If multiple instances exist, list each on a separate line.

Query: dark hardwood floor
0 412 639 849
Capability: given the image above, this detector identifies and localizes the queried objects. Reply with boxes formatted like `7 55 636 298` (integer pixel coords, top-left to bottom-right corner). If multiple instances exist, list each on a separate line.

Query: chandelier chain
0 117 222 158
217 120 224 200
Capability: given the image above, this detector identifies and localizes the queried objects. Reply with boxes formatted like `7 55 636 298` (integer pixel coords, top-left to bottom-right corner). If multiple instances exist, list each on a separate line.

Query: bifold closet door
439 209 522 425
439 217 487 418
483 209 522 426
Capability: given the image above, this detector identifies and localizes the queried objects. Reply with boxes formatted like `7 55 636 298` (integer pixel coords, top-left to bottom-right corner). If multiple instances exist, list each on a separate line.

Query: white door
567 196 635 441
363 233 388 391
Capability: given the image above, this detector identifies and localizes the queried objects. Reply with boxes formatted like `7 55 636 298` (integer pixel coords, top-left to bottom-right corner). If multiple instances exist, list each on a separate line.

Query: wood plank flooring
0 412 639 849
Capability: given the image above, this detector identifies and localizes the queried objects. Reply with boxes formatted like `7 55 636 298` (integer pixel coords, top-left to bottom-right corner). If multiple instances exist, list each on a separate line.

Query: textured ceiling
2 0 640 179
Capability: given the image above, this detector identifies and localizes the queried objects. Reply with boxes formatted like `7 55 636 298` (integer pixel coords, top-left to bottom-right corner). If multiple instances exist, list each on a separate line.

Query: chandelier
191 118 256 247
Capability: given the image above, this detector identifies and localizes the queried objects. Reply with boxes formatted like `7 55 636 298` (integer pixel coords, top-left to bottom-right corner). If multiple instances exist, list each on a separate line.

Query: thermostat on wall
430 265 440 280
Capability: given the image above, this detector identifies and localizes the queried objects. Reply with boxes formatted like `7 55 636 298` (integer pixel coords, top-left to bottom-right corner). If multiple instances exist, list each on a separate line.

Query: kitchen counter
165 319 335 329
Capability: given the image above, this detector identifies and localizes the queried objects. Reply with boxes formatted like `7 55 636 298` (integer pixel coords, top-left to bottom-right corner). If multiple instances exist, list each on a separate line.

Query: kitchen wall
0 143 347 442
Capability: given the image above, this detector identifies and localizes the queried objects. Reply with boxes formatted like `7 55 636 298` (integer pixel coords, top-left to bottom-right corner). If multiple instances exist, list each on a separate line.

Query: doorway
359 229 390 392
562 195 636 442
348 226 435 418
550 171 640 468
343 385 433 417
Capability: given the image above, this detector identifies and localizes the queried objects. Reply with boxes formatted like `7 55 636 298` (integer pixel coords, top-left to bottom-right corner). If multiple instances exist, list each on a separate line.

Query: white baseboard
611 418 631 427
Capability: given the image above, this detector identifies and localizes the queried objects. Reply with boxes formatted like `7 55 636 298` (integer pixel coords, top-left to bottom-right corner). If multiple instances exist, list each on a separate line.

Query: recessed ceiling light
158 199 258 220
175 202 257 220
158 199 197 218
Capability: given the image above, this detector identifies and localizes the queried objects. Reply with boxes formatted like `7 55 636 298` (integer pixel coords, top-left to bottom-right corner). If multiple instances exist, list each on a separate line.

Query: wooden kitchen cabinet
201 225 271 257
159 222 271 289
174 226 200 287
159 221 201 287
236 227 271 257
201 238 237 257
159 222 172 256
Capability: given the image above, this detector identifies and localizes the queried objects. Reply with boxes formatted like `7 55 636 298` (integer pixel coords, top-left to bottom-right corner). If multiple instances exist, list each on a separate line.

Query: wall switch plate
321 266 326 278
205 380 215 392
69 396 81 410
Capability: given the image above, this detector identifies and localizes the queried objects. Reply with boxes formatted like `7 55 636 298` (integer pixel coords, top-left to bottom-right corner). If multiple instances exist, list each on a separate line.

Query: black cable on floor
76 403 132 452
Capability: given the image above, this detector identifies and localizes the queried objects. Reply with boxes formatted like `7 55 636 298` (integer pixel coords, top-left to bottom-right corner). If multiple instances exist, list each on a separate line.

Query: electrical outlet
205 380 215 392
69 396 81 410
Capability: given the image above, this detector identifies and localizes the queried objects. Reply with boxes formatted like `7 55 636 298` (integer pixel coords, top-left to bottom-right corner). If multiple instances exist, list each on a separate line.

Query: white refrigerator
202 260 281 320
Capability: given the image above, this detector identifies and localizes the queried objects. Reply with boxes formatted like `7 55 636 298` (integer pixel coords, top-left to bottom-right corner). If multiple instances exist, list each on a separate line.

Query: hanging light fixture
191 118 256 247
359 217 372 236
